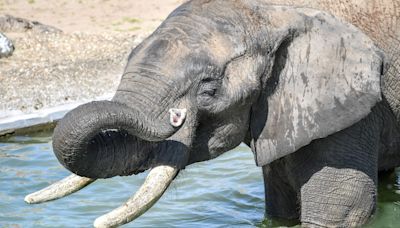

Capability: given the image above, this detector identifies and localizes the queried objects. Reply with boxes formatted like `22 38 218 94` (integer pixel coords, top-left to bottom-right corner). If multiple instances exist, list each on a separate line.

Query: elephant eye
197 78 221 110
198 78 219 98
202 88 217 97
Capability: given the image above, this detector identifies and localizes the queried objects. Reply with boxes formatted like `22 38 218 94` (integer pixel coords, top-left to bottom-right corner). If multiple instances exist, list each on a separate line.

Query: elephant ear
250 9 383 166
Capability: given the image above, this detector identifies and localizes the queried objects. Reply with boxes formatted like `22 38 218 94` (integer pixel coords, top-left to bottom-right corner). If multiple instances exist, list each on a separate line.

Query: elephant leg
284 108 383 227
300 166 377 227
262 160 299 220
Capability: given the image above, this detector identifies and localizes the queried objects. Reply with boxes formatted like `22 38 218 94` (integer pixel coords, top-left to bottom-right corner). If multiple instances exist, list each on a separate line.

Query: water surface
1 131 399 227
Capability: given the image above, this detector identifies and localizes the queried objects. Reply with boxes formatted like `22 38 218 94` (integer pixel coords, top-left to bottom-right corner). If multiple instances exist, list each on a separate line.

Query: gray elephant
25 0 400 227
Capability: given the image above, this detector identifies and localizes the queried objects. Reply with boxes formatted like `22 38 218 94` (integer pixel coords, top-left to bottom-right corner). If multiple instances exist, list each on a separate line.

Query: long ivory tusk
24 174 95 204
93 165 178 228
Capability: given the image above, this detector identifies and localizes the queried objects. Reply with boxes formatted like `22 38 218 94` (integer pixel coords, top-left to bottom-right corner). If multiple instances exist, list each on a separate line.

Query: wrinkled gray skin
47 0 400 227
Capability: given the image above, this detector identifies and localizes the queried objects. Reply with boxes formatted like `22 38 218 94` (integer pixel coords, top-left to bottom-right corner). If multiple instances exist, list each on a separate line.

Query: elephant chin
52 100 178 178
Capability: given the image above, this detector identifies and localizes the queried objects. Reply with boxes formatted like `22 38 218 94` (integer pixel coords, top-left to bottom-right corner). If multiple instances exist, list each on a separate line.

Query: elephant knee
300 167 376 227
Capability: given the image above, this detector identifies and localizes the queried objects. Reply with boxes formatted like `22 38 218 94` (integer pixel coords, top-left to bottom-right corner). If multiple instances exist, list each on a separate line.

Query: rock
0 32 14 58
0 15 62 33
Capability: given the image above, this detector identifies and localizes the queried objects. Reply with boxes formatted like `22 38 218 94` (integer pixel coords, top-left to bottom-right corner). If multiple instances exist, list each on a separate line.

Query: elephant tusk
24 174 95 204
93 165 178 228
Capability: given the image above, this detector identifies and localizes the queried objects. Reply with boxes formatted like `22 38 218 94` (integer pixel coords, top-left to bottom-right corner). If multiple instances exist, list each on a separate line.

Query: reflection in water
0 131 399 227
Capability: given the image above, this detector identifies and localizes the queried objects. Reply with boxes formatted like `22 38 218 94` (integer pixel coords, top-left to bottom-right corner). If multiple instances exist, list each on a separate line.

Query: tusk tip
92 166 179 227
24 195 35 204
24 174 96 205
93 216 110 228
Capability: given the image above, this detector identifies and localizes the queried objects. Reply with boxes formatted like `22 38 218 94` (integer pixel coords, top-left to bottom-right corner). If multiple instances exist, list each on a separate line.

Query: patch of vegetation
112 21 122 26
111 17 142 31
113 26 140 32
122 17 141 24
27 0 35 4
127 26 141 31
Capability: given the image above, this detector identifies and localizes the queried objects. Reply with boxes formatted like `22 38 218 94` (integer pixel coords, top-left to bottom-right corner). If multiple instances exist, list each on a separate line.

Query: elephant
25 0 400 227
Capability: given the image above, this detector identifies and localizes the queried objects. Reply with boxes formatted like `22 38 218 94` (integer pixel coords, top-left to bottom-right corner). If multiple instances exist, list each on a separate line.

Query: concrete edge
0 93 113 136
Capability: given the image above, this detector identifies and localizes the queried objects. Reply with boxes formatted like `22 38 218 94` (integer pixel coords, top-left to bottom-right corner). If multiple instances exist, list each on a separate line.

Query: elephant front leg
300 166 376 227
280 107 383 227
294 113 382 227
262 161 299 220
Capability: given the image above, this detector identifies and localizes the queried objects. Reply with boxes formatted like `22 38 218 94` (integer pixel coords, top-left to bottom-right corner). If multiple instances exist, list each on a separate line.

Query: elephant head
25 0 383 227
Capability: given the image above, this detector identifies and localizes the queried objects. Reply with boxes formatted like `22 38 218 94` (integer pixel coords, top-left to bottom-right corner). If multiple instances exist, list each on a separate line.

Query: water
1 131 400 228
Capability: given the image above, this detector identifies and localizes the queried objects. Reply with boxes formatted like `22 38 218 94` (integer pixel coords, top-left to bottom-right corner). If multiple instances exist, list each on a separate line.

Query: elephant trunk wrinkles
52 100 177 178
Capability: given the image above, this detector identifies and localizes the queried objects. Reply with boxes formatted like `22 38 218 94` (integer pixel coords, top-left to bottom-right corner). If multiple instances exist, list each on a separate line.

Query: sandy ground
0 0 183 34
0 0 184 118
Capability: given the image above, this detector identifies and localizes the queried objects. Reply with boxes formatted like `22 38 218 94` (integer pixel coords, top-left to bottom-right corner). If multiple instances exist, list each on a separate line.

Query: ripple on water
0 132 400 227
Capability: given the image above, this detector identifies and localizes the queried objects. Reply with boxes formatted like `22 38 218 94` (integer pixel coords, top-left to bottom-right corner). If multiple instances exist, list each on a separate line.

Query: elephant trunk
52 100 177 178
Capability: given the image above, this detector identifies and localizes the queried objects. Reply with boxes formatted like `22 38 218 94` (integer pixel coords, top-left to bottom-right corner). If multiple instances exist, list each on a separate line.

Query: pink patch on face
169 108 187 127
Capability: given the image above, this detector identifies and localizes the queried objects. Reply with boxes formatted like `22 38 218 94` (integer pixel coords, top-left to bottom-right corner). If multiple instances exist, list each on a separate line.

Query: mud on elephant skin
25 0 400 227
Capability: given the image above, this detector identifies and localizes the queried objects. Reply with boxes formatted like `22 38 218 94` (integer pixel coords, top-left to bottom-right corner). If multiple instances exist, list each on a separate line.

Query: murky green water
1 131 399 227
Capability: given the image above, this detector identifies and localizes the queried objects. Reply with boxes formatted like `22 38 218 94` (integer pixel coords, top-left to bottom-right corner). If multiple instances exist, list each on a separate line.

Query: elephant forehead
207 33 240 63
150 32 238 67
144 38 191 66
124 38 190 81
139 38 237 82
